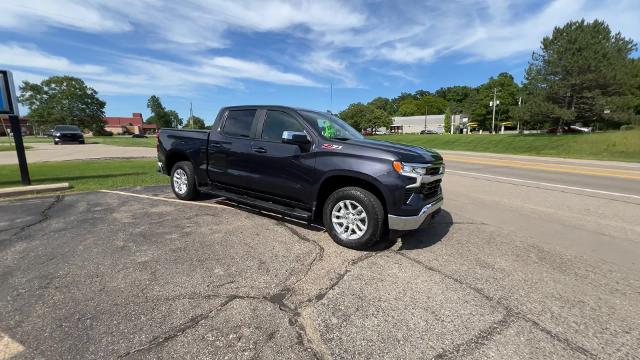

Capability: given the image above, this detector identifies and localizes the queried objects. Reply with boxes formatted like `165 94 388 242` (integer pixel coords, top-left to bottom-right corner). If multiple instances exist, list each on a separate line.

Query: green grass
0 159 167 192
0 136 51 144
90 136 156 147
1 135 156 147
0 145 32 152
371 130 640 162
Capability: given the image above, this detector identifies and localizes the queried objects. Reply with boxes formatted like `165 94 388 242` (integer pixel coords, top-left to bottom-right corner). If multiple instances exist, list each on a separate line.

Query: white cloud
301 51 359 87
0 44 319 97
0 44 106 74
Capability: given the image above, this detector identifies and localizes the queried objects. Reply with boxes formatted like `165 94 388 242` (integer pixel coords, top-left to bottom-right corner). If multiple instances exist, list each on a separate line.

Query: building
386 114 465 134
103 113 157 135
0 116 34 136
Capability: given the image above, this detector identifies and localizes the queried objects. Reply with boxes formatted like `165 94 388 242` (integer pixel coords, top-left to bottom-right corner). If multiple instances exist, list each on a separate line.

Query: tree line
17 78 209 134
340 19 640 133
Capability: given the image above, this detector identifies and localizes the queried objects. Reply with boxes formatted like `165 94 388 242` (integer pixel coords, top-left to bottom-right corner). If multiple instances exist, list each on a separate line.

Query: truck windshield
299 111 363 140
54 125 81 132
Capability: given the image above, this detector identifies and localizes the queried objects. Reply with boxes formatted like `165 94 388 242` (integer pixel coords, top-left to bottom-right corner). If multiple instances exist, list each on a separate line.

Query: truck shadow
195 192 452 249
389 209 453 251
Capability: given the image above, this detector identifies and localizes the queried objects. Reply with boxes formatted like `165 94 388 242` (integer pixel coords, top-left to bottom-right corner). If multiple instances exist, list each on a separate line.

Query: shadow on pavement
394 209 453 251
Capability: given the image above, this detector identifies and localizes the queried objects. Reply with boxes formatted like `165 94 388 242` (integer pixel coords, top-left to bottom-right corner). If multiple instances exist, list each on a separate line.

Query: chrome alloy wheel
331 200 368 240
173 169 188 195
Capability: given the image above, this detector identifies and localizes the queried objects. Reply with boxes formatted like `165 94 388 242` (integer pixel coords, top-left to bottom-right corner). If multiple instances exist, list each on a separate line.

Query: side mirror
282 131 310 145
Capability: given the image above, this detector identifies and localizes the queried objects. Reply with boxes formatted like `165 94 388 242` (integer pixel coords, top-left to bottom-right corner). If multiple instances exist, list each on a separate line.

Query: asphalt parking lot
1 157 639 359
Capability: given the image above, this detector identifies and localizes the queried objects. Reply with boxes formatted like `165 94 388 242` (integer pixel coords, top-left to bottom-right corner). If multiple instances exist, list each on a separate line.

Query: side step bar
206 188 312 221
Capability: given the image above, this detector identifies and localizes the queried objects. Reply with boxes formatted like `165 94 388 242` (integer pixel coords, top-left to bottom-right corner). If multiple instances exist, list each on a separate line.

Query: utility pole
491 88 497 134
424 104 428 131
189 102 193 129
517 97 522 133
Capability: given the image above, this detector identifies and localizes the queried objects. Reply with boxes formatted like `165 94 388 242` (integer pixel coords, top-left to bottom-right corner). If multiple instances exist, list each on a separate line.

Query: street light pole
491 88 497 134
424 104 428 131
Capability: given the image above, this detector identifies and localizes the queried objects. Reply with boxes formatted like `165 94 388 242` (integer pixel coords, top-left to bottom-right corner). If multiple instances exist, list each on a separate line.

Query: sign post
1 70 31 185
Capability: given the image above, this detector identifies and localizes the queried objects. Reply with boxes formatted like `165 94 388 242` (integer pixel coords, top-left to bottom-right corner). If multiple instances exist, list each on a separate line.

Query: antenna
330 83 333 112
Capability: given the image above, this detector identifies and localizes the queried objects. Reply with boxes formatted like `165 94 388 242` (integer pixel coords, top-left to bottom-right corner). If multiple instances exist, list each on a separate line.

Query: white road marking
0 331 25 359
99 190 227 208
447 170 640 200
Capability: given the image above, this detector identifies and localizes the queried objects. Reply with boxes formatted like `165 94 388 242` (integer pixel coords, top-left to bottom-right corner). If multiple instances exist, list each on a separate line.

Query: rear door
247 109 317 205
207 108 259 189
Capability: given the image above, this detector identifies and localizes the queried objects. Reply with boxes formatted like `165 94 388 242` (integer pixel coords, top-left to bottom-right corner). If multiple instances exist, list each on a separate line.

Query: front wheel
170 161 198 201
323 187 385 250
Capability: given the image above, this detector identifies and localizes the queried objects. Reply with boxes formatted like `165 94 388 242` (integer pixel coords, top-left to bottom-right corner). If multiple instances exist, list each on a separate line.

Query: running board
206 188 312 221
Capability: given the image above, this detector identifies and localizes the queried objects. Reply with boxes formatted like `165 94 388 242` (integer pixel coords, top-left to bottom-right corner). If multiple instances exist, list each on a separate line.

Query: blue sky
1 0 639 125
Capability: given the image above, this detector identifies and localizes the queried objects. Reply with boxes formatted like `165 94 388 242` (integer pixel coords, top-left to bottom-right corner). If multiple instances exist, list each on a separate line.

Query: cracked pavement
1 173 639 359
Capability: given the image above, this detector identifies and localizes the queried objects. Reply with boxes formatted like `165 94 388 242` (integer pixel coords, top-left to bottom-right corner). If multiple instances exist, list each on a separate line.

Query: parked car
52 125 84 144
373 130 388 135
547 125 591 134
420 129 438 135
157 106 445 249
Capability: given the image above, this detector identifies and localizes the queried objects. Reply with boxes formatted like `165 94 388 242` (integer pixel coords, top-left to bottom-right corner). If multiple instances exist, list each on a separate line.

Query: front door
248 109 316 205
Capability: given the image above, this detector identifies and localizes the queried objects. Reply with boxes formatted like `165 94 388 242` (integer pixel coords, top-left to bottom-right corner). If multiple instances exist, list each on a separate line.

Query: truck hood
342 138 443 163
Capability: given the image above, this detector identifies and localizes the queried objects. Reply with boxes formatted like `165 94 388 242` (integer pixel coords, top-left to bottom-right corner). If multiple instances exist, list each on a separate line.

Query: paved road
0 143 155 165
1 154 639 359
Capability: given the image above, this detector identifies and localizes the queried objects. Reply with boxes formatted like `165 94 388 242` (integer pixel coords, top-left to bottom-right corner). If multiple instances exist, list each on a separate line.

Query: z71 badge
322 144 342 150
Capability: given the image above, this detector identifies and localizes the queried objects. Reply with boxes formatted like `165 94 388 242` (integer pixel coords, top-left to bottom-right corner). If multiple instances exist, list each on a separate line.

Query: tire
323 186 385 250
53 141 59 145
78 140 85 144
170 161 198 201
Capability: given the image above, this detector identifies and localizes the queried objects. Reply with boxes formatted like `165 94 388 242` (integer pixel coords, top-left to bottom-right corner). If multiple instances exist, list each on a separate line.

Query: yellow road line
444 155 640 180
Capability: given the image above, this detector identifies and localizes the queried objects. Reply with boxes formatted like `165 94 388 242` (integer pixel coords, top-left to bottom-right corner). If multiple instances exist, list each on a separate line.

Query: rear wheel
171 161 198 200
323 187 385 249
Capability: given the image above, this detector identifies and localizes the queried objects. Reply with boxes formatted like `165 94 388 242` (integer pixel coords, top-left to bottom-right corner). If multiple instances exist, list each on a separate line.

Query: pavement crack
117 296 237 359
275 222 325 291
310 252 377 304
395 251 598 360
11 195 63 238
432 311 518 359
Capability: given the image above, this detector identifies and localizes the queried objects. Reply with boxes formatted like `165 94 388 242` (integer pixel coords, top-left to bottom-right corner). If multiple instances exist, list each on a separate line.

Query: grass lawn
0 159 167 192
89 136 156 148
0 136 51 144
0 145 32 152
371 130 640 162
1 135 156 147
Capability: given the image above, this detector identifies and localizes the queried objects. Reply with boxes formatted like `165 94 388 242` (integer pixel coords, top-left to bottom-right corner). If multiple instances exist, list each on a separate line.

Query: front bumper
388 197 443 231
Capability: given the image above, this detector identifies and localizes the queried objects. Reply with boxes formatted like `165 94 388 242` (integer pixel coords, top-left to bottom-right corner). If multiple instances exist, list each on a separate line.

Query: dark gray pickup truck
157 105 444 249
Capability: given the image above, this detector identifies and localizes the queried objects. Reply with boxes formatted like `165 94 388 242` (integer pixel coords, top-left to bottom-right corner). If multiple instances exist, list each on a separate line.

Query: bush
93 128 113 136
620 125 636 131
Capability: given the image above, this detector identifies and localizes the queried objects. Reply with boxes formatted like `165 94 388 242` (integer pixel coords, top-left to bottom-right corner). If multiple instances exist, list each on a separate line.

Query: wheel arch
314 172 388 222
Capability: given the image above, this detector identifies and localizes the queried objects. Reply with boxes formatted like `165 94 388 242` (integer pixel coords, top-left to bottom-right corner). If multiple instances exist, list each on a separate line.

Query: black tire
323 186 385 250
53 141 59 145
78 140 85 144
170 161 198 201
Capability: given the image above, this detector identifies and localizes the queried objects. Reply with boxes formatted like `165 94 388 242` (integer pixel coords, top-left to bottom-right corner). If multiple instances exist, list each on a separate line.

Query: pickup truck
157 105 444 249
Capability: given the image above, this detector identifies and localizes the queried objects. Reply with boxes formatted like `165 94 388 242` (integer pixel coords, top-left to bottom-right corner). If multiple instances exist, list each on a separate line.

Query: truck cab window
222 109 256 138
262 110 304 142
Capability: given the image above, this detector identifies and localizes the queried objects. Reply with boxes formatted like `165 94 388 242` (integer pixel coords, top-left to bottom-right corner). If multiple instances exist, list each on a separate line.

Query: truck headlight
392 161 428 176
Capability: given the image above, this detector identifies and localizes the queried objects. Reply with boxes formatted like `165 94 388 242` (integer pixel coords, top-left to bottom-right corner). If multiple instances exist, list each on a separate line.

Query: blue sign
0 70 18 115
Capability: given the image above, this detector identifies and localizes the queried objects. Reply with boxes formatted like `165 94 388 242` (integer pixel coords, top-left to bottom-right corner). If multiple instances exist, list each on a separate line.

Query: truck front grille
404 179 442 203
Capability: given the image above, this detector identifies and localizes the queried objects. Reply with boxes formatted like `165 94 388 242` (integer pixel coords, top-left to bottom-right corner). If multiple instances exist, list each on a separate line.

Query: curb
0 183 70 198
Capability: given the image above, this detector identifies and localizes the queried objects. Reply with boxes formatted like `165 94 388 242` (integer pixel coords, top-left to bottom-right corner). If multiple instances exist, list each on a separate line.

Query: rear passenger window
261 111 304 142
222 109 256 138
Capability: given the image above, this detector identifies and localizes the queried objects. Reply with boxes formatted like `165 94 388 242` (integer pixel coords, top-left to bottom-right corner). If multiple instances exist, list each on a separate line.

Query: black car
157 106 444 249
52 125 85 145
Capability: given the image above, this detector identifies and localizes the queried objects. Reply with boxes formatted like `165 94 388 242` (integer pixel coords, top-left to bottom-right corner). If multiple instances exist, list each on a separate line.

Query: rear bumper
387 197 443 231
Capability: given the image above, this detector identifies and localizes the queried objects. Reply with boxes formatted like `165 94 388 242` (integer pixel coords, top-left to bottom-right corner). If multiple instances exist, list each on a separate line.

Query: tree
367 97 394 115
395 96 449 116
186 115 206 129
443 107 452 134
146 95 180 128
18 76 106 132
525 19 637 130
461 72 520 131
338 103 392 131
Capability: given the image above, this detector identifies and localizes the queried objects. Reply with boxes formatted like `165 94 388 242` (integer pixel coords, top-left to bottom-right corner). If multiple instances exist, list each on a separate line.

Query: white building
386 114 465 134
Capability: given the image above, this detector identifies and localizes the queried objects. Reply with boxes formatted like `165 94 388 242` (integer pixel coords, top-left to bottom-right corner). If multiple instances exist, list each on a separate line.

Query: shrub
93 128 113 136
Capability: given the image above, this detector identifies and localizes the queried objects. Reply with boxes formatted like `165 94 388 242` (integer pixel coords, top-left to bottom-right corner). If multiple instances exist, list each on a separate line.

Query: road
1 152 639 359
0 143 155 165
